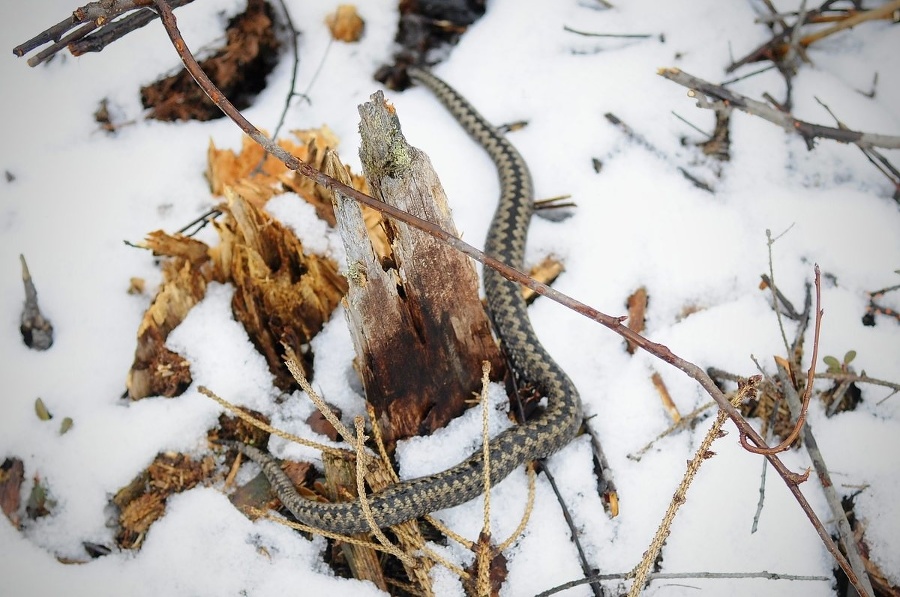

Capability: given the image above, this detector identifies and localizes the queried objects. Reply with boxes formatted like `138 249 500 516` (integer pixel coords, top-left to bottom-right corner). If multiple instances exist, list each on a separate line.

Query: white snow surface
1 1 899 596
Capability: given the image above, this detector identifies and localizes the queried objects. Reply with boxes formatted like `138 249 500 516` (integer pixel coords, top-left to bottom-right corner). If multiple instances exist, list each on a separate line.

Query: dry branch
727 0 899 73
773 361 875 597
13 0 196 66
659 68 900 151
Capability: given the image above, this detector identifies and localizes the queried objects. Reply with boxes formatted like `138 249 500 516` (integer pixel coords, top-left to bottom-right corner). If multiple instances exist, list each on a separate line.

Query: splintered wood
126 234 213 399
217 189 347 389
114 453 216 549
127 127 360 399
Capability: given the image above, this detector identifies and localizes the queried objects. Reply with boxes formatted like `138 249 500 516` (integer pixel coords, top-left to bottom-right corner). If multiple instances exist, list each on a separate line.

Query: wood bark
328 90 505 447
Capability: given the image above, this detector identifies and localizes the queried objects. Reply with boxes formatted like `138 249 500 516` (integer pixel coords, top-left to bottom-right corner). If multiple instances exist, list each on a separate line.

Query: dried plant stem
497 464 536 552
816 371 900 395
351 417 414 566
476 362 493 597
284 350 357 447
627 400 716 461
627 377 759 597
480 362 493 535
143 3 868 592
198 385 349 458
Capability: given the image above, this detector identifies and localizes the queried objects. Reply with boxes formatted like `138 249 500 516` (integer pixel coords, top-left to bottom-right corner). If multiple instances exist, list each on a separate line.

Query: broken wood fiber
329 90 505 447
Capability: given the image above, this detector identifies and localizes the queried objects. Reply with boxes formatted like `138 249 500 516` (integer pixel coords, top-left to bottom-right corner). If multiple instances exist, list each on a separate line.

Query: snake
224 67 582 534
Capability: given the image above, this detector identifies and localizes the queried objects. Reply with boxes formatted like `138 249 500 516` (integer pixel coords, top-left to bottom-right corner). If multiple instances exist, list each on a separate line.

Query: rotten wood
624 286 648 354
214 189 347 391
328 90 505 448
113 452 216 549
126 234 213 399
141 0 279 122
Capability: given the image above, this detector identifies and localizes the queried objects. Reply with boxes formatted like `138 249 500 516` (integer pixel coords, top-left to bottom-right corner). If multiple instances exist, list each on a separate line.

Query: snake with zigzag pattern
223 67 582 534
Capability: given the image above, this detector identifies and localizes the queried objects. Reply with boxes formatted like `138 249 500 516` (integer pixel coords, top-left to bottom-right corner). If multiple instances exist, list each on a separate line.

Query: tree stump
328 90 505 447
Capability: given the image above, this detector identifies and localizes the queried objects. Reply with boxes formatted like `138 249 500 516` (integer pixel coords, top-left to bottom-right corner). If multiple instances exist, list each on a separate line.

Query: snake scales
225 67 582 534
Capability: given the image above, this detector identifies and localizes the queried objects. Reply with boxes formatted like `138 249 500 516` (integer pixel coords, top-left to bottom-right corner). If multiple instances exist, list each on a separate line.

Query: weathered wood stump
329 90 505 447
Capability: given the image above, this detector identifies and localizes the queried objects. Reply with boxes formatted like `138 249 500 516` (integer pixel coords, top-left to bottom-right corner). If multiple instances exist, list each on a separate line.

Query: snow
1 0 899 596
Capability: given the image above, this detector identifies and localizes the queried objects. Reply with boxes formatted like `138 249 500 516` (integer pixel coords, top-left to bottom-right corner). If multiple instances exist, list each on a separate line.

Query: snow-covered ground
1 1 898 595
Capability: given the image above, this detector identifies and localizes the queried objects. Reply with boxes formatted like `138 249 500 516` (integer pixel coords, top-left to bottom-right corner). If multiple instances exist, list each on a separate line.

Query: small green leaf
59 417 74 435
823 355 841 372
26 478 54 519
843 350 856 365
34 398 52 421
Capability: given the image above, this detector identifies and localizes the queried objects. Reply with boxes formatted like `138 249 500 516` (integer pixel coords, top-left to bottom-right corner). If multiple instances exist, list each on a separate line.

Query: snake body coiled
228 67 582 534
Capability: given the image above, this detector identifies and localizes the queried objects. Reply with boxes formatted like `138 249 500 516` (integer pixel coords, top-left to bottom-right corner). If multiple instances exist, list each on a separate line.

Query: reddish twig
741 265 822 455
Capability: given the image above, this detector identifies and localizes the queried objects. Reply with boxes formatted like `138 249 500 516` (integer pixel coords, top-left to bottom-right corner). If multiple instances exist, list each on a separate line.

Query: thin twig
627 401 716 461
721 64 776 86
13 0 172 66
540 464 603 597
563 25 653 38
814 371 900 394
70 0 196 55
604 112 714 192
198 385 350 458
815 96 900 200
536 569 831 597
773 363 875 596
800 0 900 47
269 0 301 142
670 111 709 137
766 227 793 356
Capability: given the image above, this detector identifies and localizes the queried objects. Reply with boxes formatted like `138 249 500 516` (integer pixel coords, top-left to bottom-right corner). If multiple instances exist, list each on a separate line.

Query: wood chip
326 5 365 42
